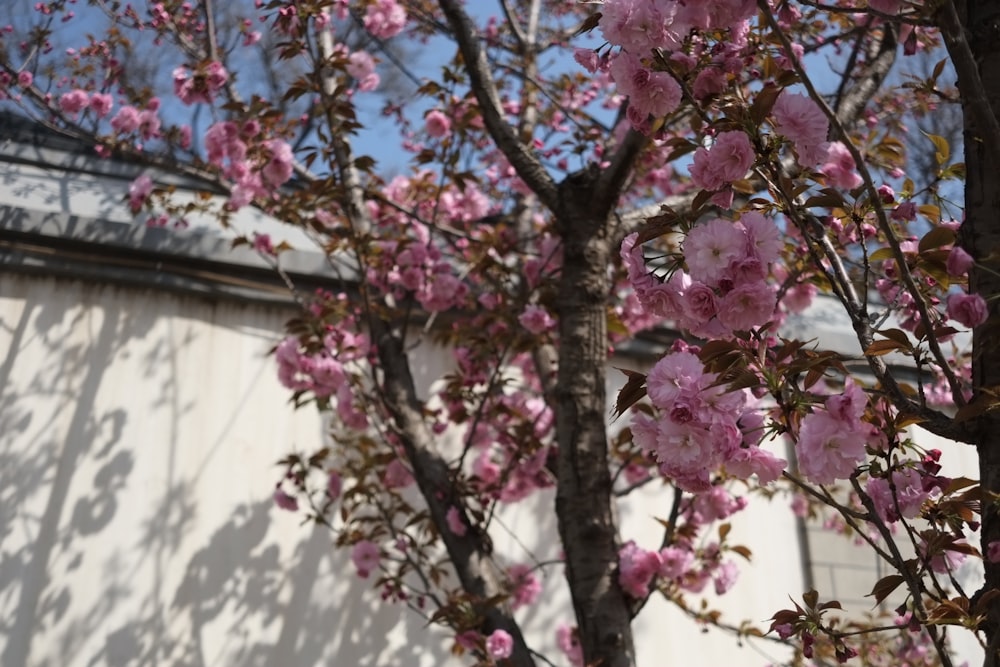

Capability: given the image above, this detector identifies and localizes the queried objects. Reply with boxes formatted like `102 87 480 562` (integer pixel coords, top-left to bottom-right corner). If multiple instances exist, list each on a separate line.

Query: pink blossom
600 0 682 55
683 219 747 285
137 109 160 140
892 201 918 221
795 411 868 485
693 487 747 522
347 51 380 91
866 467 932 522
262 139 294 187
713 560 739 595
681 281 719 323
820 141 863 189
826 378 868 422
658 546 695 580
717 281 777 332
424 109 452 138
473 450 501 484
692 67 727 100
645 350 706 407
689 131 754 191
327 470 343 499
89 92 113 117
772 91 829 167
486 630 513 659
724 446 787 484
947 246 975 277
518 304 555 334
556 626 584 667
619 541 662 597
507 564 542 609
363 0 407 39
445 506 467 536
351 540 381 578
383 458 414 488
252 232 274 255
573 47 600 73
58 88 89 115
17 71 32 88
273 488 298 511
946 292 988 328
206 60 228 88
609 52 682 131
128 174 153 213
419 272 468 312
111 106 141 134
740 211 783 265
918 536 967 574
173 61 228 105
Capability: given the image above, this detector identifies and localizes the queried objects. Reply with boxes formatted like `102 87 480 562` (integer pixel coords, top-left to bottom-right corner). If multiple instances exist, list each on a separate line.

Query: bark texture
947 2 1000 665
553 168 636 667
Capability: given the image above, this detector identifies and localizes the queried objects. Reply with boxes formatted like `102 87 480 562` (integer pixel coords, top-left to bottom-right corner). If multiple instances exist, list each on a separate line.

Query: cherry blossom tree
3 1 1000 666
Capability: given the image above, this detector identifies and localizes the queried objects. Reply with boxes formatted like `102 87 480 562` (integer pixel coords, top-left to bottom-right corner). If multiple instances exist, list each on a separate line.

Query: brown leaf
866 574 905 606
613 368 647 419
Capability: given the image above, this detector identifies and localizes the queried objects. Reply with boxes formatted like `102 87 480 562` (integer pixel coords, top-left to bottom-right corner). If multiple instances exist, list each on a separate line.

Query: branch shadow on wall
0 275 459 667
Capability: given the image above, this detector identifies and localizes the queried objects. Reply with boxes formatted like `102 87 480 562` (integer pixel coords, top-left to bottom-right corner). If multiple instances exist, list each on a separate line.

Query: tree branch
435 0 559 211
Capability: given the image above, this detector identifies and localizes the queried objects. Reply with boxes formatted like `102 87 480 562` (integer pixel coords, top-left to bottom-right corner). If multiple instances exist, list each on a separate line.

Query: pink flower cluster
275 326 369 429
608 52 681 132
618 487 748 598
351 540 381 578
363 0 407 39
203 121 295 208
621 212 781 338
820 141 862 189
689 130 755 199
771 91 829 167
486 630 513 659
599 0 756 55
362 174 496 313
173 61 228 105
128 174 153 213
865 467 937 523
795 379 875 485
946 292 988 328
346 51 380 92
506 564 542 610
110 103 162 141
462 388 555 503
630 346 785 492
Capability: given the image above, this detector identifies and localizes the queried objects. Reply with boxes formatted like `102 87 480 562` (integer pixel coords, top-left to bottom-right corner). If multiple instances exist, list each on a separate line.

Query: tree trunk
951 2 1000 665
554 168 636 667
